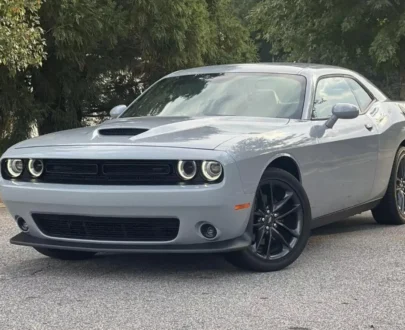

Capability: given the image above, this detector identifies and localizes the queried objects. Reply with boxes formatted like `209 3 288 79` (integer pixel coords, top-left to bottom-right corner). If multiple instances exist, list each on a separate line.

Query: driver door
307 76 379 218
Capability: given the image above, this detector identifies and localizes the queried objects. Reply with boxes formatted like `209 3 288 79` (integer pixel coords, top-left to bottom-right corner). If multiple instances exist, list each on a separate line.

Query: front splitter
10 232 251 254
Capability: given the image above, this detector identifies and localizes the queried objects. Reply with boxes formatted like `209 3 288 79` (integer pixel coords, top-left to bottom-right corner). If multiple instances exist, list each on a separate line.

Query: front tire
34 247 96 260
226 168 311 272
372 147 405 225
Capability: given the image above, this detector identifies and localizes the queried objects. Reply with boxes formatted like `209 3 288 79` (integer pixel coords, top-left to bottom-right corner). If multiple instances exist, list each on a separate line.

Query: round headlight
201 161 223 182
177 160 197 180
28 159 44 178
6 159 24 178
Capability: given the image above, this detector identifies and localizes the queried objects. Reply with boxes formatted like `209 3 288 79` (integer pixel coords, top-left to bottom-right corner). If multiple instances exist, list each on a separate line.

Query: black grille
98 128 148 136
33 213 179 241
46 162 98 175
39 159 196 185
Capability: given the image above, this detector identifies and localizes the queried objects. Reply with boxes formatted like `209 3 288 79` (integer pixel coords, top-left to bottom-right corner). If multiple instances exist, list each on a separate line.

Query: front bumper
1 147 255 252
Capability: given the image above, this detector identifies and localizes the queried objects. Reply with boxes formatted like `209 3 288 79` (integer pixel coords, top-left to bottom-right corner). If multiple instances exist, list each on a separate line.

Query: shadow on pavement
311 213 383 236
5 253 245 279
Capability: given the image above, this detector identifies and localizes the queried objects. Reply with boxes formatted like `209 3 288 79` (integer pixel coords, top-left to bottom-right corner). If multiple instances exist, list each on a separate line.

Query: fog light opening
16 217 29 232
200 224 217 239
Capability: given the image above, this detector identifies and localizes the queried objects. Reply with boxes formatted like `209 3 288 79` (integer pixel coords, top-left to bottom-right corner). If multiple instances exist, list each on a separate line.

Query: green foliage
0 0 45 151
33 0 127 134
250 0 405 99
0 69 41 152
0 0 45 74
230 0 274 62
205 0 257 64
231 0 260 22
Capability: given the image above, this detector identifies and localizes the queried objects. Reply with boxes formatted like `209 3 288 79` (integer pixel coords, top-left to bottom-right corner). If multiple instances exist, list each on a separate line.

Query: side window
312 77 359 119
345 78 373 113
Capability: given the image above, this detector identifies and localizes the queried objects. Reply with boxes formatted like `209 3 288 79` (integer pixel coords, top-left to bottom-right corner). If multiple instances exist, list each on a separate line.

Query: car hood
13 116 289 150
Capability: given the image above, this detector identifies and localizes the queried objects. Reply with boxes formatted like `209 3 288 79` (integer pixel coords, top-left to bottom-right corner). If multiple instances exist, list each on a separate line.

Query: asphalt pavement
1 206 405 330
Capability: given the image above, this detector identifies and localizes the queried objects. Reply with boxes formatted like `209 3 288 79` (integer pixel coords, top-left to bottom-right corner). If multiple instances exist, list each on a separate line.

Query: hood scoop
98 128 149 136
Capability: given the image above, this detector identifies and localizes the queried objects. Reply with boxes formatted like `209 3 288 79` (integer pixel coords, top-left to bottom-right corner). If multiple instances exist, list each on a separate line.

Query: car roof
166 63 355 78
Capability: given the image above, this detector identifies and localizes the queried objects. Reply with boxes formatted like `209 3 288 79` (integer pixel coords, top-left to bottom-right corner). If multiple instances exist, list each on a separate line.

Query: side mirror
110 105 127 119
325 103 360 129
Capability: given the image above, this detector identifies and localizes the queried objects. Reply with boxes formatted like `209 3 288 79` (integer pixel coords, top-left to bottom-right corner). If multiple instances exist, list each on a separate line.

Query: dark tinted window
346 78 373 112
312 77 359 119
121 73 307 119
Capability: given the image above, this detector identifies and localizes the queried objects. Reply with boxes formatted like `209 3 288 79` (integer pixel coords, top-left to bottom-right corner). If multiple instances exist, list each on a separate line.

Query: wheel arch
264 154 302 182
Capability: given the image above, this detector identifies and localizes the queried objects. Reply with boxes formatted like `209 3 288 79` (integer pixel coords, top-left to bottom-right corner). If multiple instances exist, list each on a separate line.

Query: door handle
365 123 373 131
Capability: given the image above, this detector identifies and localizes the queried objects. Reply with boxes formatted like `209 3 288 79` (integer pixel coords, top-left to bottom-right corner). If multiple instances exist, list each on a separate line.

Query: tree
0 0 45 73
250 0 405 99
0 0 46 152
205 0 257 64
230 0 274 62
33 0 126 134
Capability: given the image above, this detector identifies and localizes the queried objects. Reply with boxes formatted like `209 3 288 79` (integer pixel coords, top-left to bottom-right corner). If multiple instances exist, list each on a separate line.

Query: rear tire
34 247 96 260
372 147 405 225
226 168 311 272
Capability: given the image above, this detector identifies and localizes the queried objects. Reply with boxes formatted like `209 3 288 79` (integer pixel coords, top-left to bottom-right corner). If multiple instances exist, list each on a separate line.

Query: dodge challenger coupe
2 63 405 272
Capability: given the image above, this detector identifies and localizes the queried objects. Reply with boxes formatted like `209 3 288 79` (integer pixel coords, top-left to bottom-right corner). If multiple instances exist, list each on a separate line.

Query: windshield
121 73 306 119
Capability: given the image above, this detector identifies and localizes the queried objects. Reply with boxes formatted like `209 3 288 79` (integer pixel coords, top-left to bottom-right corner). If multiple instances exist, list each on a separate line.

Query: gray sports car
2 63 405 271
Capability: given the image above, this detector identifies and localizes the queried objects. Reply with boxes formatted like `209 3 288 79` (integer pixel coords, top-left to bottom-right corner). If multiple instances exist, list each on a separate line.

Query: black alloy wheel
396 155 405 214
373 147 405 225
252 178 304 260
226 168 311 272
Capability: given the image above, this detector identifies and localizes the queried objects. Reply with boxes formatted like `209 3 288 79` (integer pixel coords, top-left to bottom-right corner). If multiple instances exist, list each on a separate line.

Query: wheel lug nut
266 226 270 230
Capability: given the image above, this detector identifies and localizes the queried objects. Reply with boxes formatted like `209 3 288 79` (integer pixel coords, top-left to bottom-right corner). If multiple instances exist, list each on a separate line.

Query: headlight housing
28 159 44 178
6 159 24 178
177 160 197 180
201 161 223 182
